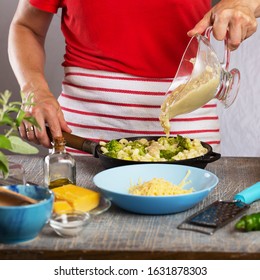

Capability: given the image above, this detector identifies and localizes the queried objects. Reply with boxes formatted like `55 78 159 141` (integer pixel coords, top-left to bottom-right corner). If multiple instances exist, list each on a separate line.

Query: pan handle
195 152 221 163
45 127 98 157
63 131 98 156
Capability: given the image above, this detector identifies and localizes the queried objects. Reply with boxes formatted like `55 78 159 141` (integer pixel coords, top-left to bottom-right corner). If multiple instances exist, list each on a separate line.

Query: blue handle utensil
234 182 260 205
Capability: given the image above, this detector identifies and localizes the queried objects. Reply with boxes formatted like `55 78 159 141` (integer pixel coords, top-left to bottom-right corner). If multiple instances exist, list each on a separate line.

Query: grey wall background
0 0 64 155
1 0 260 157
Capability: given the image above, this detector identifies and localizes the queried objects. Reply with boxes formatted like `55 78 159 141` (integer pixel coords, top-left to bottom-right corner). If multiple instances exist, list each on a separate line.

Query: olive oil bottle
43 136 76 189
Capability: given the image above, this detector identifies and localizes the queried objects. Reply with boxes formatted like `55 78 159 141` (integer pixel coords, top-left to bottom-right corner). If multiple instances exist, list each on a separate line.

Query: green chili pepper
235 212 260 232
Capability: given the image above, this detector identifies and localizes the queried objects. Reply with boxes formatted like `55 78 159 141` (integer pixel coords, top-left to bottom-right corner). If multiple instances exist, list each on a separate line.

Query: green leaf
0 113 14 126
8 136 39 154
15 110 26 127
6 107 20 113
23 116 41 129
9 101 22 107
0 135 12 150
1 90 11 104
0 151 9 178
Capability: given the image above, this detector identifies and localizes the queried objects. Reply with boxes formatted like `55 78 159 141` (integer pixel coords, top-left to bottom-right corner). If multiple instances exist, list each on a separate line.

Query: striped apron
58 67 220 155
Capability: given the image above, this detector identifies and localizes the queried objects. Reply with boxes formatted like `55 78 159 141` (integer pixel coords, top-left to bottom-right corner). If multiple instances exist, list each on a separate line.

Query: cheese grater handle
234 182 260 205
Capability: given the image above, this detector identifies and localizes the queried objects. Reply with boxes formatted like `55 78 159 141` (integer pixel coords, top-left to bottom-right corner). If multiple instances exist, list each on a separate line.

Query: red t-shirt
29 0 210 78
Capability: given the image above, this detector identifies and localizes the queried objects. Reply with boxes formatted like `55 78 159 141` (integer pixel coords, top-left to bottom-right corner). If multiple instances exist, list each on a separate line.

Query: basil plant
0 90 40 178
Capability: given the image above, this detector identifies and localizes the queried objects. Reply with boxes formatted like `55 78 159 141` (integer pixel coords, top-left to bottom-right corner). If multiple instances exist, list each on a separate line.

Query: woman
8 0 260 154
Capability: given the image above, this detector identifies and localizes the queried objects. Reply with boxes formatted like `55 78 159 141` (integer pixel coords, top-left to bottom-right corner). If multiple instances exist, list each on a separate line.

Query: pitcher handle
204 26 230 71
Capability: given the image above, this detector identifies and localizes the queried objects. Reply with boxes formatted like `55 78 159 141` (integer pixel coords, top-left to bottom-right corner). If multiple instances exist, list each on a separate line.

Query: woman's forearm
8 0 54 96
8 21 50 95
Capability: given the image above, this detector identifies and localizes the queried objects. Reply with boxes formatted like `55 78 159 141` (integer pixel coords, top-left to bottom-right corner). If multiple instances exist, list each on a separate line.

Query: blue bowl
0 185 54 244
93 164 219 215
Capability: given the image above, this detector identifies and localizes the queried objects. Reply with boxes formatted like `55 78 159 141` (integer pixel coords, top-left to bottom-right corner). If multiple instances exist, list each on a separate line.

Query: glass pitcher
160 27 240 134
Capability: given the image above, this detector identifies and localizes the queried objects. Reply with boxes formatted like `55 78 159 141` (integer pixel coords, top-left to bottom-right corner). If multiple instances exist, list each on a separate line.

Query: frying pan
46 128 220 169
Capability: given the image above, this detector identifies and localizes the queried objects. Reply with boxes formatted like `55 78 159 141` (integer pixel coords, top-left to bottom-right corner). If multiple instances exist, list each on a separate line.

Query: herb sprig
0 90 40 178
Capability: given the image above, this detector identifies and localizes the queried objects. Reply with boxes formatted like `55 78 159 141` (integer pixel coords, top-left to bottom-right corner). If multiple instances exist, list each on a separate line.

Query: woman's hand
19 89 72 148
188 0 260 50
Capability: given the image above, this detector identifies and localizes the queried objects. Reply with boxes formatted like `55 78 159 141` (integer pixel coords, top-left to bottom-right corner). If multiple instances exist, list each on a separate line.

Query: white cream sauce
160 65 220 136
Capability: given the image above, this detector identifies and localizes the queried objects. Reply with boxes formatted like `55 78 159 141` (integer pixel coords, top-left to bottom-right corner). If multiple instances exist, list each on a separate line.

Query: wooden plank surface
1 155 260 260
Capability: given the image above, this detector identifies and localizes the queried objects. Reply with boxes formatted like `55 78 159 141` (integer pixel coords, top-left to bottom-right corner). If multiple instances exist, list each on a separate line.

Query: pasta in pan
100 135 207 162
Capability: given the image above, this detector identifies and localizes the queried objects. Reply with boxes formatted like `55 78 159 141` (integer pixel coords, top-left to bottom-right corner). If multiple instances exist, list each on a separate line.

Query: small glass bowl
49 210 91 237
89 196 111 216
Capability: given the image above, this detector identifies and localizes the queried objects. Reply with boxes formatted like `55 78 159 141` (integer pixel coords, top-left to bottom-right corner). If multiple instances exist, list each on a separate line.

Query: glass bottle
43 136 76 189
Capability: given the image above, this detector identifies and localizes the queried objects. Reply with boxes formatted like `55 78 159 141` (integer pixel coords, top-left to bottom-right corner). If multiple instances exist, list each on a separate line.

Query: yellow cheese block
53 200 73 214
52 184 100 212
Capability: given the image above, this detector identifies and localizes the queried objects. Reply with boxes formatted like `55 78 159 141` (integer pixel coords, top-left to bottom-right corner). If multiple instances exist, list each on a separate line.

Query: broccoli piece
129 141 146 156
158 135 192 150
158 136 179 146
175 135 192 150
160 150 174 160
167 137 179 146
157 137 167 145
160 149 181 160
104 151 118 158
105 139 123 152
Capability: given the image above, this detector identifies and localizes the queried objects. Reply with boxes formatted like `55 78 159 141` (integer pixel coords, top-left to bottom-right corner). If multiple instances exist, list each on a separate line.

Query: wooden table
1 155 260 260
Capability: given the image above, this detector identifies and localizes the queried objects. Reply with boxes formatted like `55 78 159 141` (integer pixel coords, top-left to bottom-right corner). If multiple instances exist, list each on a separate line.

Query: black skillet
46 127 220 169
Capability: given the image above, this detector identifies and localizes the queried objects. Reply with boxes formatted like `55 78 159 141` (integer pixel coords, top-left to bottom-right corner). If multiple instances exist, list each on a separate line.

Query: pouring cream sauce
160 65 220 136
